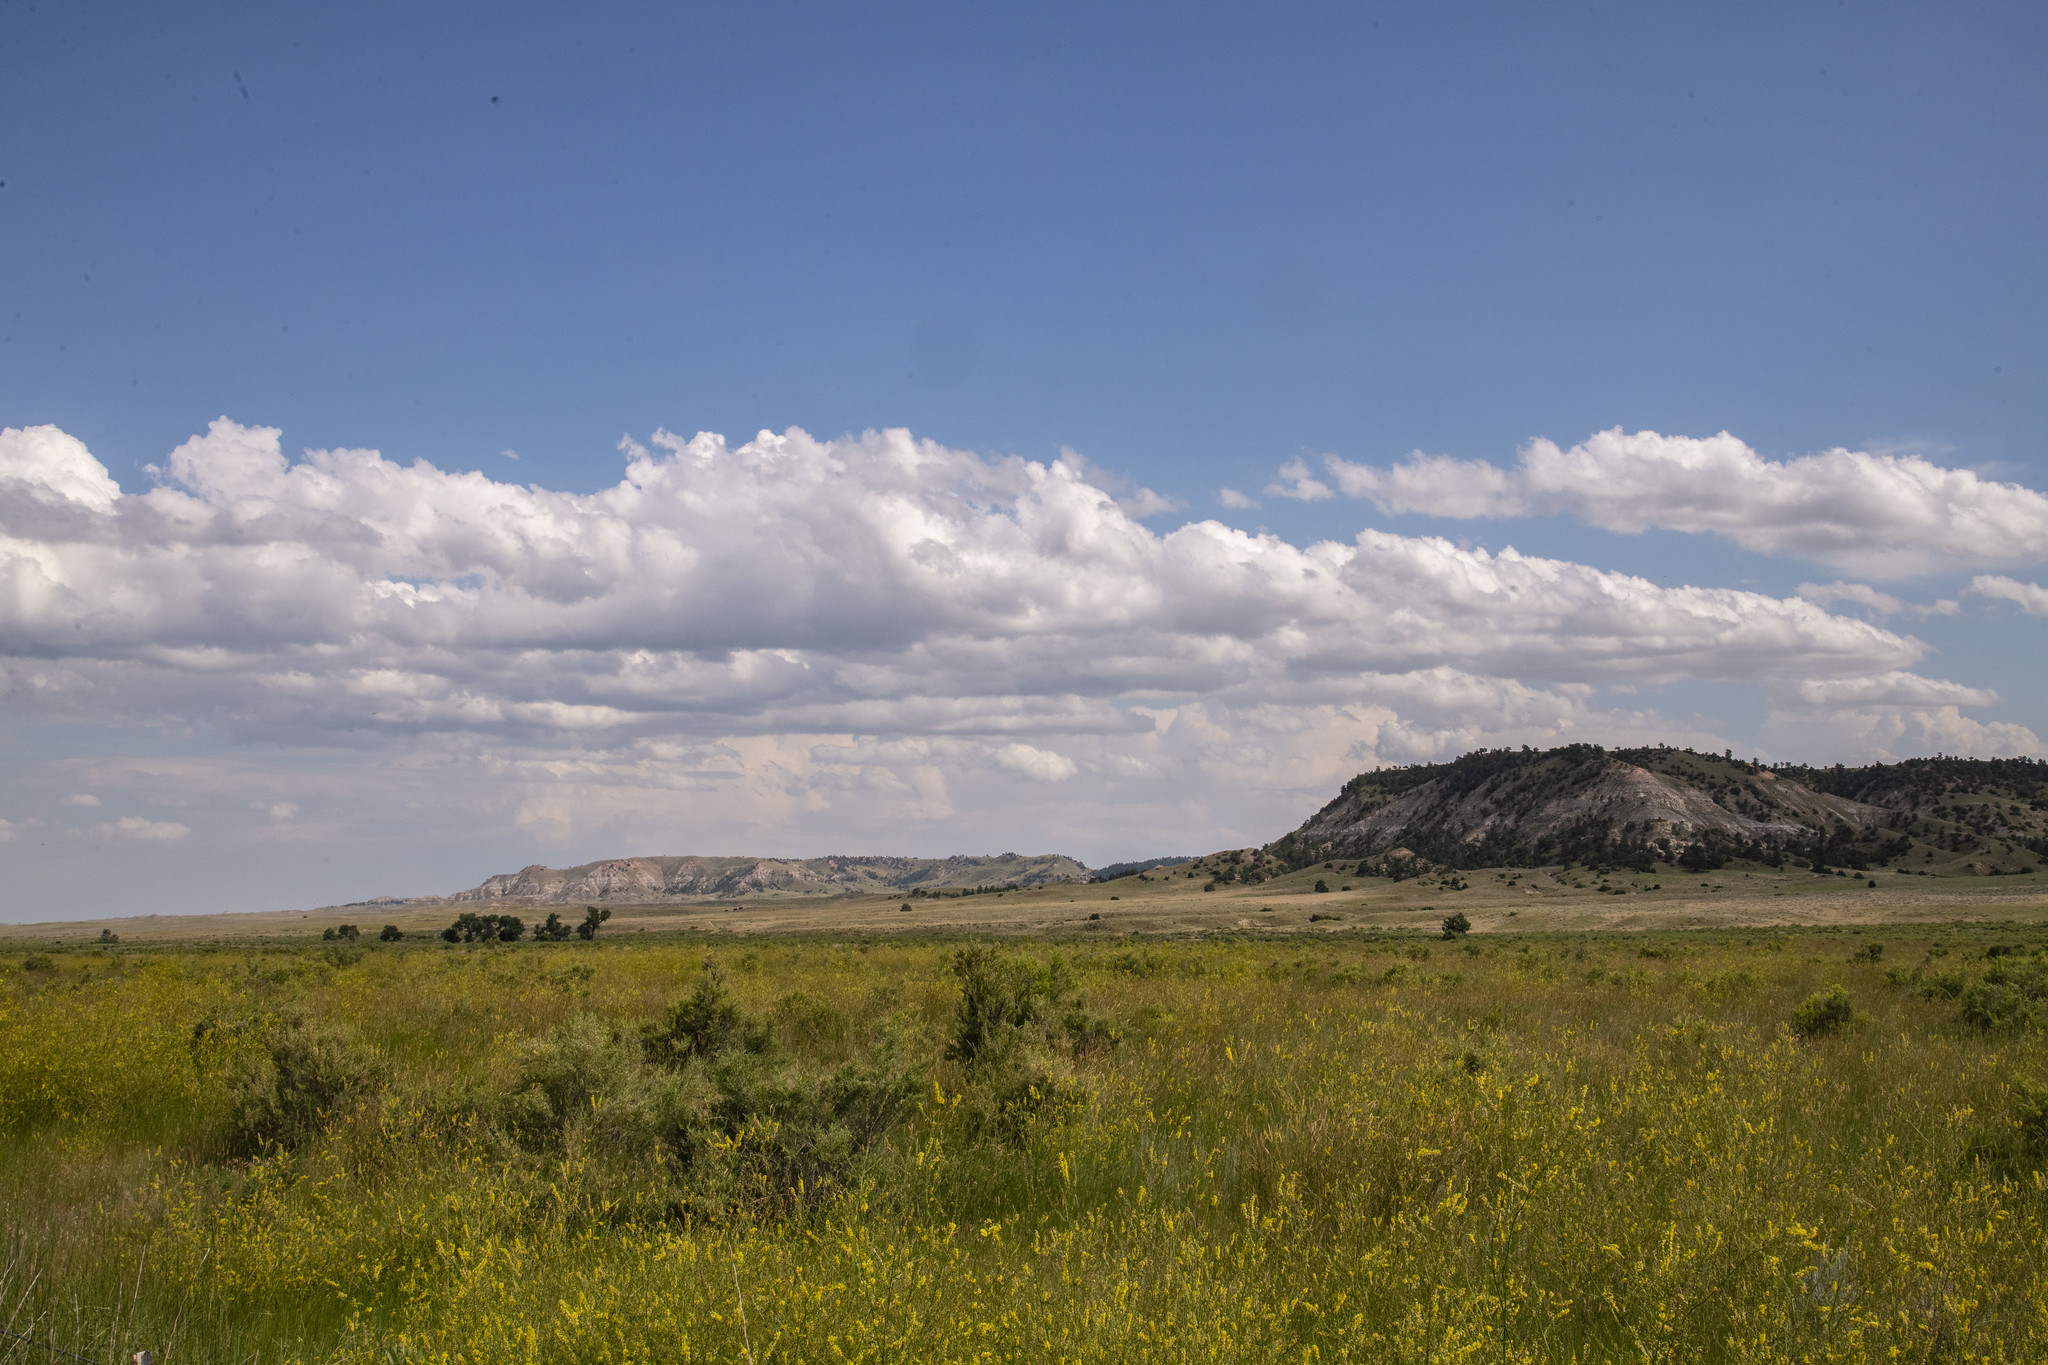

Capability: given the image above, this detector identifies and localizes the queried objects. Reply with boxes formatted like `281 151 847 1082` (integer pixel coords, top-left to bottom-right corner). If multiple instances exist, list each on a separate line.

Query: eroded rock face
441 852 1089 904
1268 746 1897 870
455 865 557 901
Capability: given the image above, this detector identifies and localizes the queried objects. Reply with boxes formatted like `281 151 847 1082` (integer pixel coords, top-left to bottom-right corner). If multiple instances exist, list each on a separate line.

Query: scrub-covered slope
1264 744 2048 875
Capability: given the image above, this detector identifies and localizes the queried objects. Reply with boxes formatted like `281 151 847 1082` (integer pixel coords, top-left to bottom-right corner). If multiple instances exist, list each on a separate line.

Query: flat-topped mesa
1263 743 1928 873
443 852 1089 904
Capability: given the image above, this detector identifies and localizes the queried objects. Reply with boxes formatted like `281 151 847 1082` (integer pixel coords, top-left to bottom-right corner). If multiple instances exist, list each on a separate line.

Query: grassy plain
4 880 2048 1362
10 855 2048 946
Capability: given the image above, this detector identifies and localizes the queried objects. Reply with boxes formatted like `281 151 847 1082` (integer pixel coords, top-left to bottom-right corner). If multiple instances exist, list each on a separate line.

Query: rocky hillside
1262 744 2048 875
438 852 1089 905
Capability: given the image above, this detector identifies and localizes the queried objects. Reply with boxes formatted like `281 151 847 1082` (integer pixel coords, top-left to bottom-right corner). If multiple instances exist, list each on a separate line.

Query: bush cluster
440 905 612 944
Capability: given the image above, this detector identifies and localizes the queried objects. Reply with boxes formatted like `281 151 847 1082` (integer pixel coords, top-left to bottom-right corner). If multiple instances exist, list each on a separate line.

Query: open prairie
4 896 2047 1362
7 857 2046 946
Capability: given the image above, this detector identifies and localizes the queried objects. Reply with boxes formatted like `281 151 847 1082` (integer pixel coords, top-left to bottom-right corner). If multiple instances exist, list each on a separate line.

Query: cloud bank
3 419 1936 737
0 418 2038 911
1273 428 2048 578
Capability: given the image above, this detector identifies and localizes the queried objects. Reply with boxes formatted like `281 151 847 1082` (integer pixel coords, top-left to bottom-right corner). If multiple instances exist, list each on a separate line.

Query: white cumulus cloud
0 424 122 512
994 743 1078 782
0 416 2036 912
1265 458 1334 502
1309 428 2048 577
0 418 1935 745
1967 575 2048 616
78 816 191 842
1796 583 1959 619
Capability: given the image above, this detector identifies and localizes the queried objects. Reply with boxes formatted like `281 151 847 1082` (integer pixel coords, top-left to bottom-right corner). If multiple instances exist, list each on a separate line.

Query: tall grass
2 925 2045 1362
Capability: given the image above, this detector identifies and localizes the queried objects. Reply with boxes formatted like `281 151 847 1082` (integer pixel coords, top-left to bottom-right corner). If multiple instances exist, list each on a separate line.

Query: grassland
4 900 2048 1362
11 854 2048 946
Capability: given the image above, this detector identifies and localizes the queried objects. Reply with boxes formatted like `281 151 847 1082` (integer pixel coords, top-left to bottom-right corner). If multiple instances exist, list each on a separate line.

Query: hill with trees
1259 744 2048 877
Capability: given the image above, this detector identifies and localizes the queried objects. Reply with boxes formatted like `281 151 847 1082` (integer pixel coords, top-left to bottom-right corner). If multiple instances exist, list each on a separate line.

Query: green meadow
4 922 2046 1363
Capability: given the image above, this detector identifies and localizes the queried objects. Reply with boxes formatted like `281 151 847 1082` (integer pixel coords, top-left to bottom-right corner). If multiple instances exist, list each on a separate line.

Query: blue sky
4 1 2047 917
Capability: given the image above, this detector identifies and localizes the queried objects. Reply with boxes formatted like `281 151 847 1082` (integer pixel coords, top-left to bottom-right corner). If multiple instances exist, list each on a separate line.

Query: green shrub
507 1014 652 1144
1918 969 1968 1000
946 946 1036 1065
940 948 1108 1142
644 964 765 1067
1794 984 1856 1035
773 989 849 1051
221 1014 381 1151
1960 981 2038 1031
1440 911 1471 939
1959 959 2046 1030
701 1037 918 1210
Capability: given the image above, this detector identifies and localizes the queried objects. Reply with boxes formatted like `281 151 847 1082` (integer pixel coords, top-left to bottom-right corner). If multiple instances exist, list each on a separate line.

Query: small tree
947 945 1032 1065
379 924 403 942
643 964 743 1067
576 906 612 940
496 915 525 943
1440 910 1471 940
1313 879 1330 893
535 911 572 941
337 924 361 943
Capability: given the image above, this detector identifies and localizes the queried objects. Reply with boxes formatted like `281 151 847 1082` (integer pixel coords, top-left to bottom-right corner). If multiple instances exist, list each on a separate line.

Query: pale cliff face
1287 756 1893 863
442 853 1089 904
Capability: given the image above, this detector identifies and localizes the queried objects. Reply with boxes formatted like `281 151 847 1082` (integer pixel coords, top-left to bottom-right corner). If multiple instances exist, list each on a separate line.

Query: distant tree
379 924 403 942
1313 879 1329 893
337 924 361 942
97 929 118 945
535 911 572 941
575 906 612 941
441 911 525 943
1440 911 1472 940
